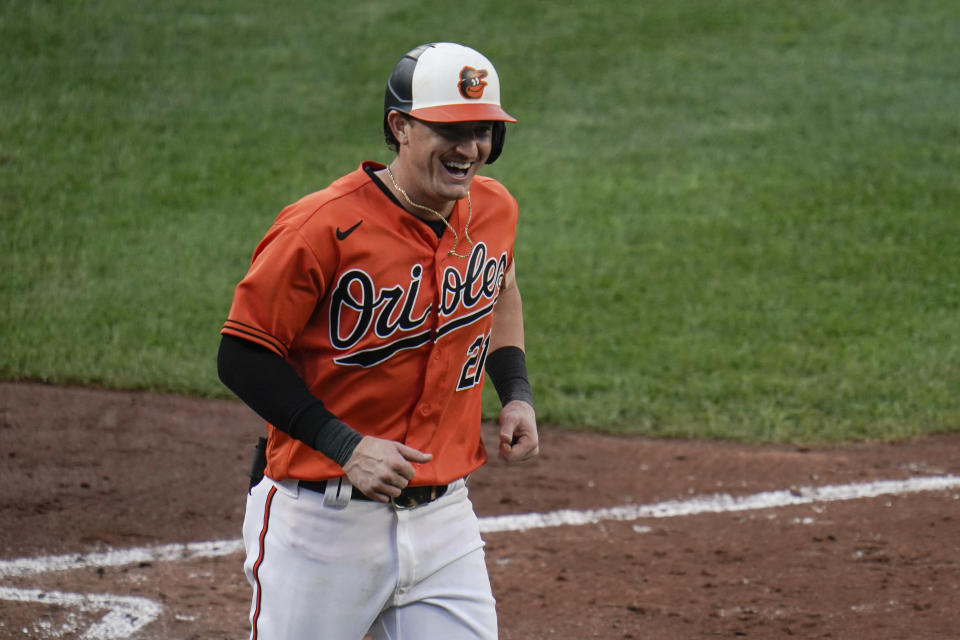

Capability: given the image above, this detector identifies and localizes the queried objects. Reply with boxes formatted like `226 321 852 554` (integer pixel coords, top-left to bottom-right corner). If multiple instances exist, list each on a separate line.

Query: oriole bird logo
458 66 488 100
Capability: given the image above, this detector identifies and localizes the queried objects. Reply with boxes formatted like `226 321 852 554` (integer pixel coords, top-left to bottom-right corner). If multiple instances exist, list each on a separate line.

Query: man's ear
386 111 410 146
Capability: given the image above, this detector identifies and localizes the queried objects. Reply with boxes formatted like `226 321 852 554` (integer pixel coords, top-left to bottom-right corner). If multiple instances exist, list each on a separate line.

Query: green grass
2 0 959 443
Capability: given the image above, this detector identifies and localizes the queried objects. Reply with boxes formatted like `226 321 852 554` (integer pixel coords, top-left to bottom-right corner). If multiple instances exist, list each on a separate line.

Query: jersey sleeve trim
221 320 289 358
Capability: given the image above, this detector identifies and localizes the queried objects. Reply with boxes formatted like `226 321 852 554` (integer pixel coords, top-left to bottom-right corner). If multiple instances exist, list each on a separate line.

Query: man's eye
433 124 491 140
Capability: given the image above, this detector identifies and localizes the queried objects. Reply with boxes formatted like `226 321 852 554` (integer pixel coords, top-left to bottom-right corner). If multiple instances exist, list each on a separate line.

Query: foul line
0 540 243 580
2 475 959 639
478 474 960 533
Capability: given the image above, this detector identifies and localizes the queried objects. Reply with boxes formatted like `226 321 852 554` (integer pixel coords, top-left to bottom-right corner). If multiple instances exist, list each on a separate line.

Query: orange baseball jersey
222 162 518 486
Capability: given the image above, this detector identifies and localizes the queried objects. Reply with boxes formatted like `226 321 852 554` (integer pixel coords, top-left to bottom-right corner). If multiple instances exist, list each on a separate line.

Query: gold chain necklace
385 165 474 259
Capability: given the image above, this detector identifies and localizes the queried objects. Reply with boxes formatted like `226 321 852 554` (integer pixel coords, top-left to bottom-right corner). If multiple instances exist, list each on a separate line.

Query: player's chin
436 181 472 203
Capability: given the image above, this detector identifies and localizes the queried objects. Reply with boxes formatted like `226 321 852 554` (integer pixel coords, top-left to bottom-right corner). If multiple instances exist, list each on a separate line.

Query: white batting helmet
383 42 516 163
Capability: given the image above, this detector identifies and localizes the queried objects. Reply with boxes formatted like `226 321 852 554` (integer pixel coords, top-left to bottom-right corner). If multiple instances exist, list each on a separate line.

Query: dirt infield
2 381 959 639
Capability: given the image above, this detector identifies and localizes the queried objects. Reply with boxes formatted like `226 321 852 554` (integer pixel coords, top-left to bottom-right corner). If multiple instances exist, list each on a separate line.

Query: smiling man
217 43 538 639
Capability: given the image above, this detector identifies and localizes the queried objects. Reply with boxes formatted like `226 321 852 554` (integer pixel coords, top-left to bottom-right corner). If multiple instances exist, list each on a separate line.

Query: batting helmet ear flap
486 121 506 164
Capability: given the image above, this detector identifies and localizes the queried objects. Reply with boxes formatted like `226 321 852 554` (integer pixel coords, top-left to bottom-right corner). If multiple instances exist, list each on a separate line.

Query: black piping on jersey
332 299 496 368
364 164 448 239
222 319 289 357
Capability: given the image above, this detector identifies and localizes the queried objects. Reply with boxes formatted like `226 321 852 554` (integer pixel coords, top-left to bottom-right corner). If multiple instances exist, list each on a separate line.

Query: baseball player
217 42 538 639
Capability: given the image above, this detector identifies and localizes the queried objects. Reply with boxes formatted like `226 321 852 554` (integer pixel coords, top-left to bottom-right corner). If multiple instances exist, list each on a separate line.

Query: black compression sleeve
484 346 534 408
217 334 363 466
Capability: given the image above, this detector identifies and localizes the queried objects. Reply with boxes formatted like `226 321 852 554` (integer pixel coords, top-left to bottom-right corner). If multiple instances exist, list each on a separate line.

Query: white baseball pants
242 476 497 639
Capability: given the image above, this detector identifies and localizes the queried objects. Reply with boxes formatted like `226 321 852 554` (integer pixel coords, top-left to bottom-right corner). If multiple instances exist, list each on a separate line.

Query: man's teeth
445 161 471 171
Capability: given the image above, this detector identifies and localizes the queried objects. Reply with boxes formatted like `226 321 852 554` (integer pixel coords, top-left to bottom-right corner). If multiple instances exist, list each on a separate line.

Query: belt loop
322 477 351 510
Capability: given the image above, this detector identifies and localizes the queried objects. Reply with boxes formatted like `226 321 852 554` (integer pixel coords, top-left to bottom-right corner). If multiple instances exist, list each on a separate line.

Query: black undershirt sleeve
484 346 535 408
217 334 363 467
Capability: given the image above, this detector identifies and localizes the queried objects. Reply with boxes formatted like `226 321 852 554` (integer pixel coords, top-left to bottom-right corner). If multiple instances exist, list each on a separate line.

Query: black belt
299 479 448 508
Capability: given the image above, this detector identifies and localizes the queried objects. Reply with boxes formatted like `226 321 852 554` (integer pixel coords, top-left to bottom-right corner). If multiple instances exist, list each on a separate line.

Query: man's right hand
342 436 433 502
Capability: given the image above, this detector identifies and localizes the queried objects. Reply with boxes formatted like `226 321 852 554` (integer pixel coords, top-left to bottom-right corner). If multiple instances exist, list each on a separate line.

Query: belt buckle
390 485 439 510
390 495 415 510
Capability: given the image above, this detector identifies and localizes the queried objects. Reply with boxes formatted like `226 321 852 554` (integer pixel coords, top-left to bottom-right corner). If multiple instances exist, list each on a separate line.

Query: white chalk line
0 541 242 639
0 540 243 580
2 474 959 639
478 473 960 533
0 587 161 640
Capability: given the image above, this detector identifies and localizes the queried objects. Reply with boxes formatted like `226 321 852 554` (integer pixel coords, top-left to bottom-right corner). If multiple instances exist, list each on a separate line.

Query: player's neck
381 164 456 220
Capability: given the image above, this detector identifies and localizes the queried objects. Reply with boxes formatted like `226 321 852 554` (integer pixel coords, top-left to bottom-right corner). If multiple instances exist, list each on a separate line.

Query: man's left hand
497 400 539 462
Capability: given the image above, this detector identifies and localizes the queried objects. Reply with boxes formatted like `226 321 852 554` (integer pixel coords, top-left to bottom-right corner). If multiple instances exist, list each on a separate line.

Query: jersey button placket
393 509 417 601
